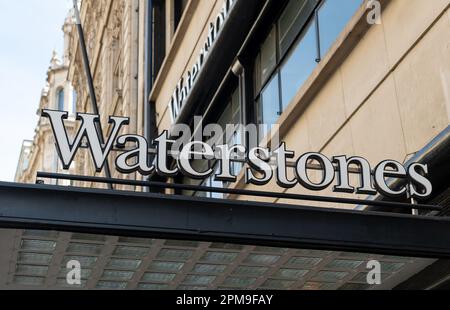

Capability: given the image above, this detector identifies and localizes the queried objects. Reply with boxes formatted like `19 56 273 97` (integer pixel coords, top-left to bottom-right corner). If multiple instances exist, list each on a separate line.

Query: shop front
2 0 450 291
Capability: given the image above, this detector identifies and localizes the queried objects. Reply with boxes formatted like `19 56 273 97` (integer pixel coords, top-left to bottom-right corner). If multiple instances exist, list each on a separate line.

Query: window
152 0 166 82
174 0 188 32
183 87 241 198
72 90 77 115
57 89 65 111
317 0 363 57
253 0 363 140
280 19 317 110
147 0 187 86
253 0 318 139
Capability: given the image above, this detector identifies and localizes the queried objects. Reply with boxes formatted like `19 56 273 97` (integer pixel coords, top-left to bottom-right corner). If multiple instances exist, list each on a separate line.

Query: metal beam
72 0 113 190
1 182 450 259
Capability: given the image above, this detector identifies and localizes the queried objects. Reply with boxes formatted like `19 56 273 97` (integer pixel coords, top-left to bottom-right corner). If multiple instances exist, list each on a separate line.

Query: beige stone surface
340 22 390 117
283 112 311 155
393 11 450 154
154 0 221 130
349 75 407 164
382 0 450 67
305 71 347 152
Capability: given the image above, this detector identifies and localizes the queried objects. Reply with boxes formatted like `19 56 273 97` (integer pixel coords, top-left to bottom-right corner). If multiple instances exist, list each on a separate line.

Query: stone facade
8 0 450 291
66 0 145 186
16 12 77 185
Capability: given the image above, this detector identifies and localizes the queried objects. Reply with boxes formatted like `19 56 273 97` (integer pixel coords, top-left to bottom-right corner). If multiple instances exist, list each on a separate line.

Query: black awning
1 181 450 259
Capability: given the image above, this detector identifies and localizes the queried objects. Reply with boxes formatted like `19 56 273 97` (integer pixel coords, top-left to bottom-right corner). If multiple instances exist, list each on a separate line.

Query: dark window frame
174 0 188 33
152 0 167 83
248 0 363 142
252 1 321 130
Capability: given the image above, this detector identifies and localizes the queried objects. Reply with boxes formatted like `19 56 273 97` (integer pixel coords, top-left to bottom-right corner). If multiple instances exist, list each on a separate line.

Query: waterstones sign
169 0 237 124
42 109 433 200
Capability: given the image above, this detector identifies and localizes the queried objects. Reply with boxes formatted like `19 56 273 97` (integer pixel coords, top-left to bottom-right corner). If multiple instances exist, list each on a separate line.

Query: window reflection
253 0 363 140
57 89 65 111
278 0 318 56
260 27 277 86
261 75 281 131
72 90 77 115
280 19 317 109
318 0 363 57
183 87 242 198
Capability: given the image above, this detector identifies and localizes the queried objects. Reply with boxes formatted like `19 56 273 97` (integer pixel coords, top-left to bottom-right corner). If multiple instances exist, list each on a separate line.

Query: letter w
42 110 129 172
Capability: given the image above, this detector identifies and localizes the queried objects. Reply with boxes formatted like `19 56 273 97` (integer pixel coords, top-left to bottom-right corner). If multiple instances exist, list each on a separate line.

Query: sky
0 0 73 181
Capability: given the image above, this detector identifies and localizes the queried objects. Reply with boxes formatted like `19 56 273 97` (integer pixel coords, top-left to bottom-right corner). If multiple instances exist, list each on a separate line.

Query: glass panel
201 252 238 264
231 88 241 125
183 275 216 286
381 255 415 262
157 249 193 261
14 276 45 286
72 90 77 114
193 264 227 274
62 256 97 268
260 26 277 85
102 270 134 281
113 246 150 258
217 101 233 132
278 0 318 56
254 53 262 94
260 74 281 132
262 279 295 289
325 259 364 270
18 253 53 265
149 261 185 272
96 281 127 289
56 278 87 288
71 233 106 242
273 268 309 279
138 283 169 290
141 272 176 283
233 266 268 277
67 243 103 255
177 285 208 291
106 259 141 270
288 256 322 268
210 243 244 251
222 277 257 287
280 19 317 109
318 0 363 56
20 240 56 252
303 281 337 290
57 89 65 111
59 268 92 279
351 272 390 283
15 265 49 277
311 271 348 282
211 165 224 199
381 262 405 273
22 230 59 239
244 254 280 265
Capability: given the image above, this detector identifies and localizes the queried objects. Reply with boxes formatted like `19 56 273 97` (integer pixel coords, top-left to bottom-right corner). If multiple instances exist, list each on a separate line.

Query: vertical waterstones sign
169 0 237 124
